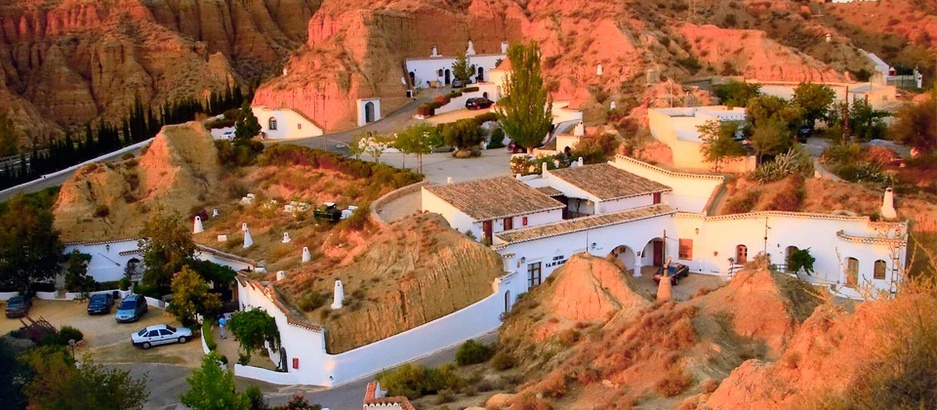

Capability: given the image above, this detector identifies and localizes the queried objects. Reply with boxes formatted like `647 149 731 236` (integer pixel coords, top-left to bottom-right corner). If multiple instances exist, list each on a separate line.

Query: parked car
797 125 812 143
5 295 31 318
465 97 494 110
130 324 192 349
451 78 466 88
314 202 342 222
115 294 148 323
87 293 115 315
220 130 235 141
653 263 690 285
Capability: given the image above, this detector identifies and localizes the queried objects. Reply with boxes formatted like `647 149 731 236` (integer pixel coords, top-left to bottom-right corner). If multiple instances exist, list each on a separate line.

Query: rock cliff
0 0 318 143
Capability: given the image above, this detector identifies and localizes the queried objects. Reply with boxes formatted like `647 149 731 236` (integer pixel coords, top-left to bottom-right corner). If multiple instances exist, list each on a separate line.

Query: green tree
139 209 195 295
788 248 816 275
24 346 149 410
0 112 17 157
64 250 94 294
0 339 26 409
443 118 484 151
363 133 389 164
714 80 761 108
892 94 937 155
234 101 261 143
394 123 442 174
495 42 553 150
180 352 249 410
168 266 222 326
848 99 890 142
697 120 748 172
570 133 621 165
751 117 793 162
348 131 368 160
746 95 801 162
0 195 63 293
228 309 280 363
451 54 476 83
792 82 836 132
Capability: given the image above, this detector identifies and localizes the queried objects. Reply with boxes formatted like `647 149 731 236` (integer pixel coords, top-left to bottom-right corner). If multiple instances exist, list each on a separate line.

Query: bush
433 95 451 105
416 103 436 117
119 277 131 291
377 364 463 398
724 190 760 214
750 146 814 183
832 161 895 184
473 112 499 125
455 340 493 366
491 351 516 370
463 86 480 93
488 128 506 149
93 280 121 291
298 292 327 312
655 368 691 397
58 326 83 344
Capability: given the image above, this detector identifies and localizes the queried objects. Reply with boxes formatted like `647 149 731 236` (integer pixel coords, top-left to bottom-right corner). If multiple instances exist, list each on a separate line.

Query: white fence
435 90 487 115
234 364 300 385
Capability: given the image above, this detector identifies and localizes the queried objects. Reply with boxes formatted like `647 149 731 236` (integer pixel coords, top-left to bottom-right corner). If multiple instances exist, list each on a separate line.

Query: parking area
1 298 202 367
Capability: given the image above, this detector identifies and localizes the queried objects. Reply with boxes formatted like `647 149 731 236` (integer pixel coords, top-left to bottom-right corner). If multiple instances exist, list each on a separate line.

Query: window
527 262 542 288
846 257 859 288
268 117 278 130
653 192 662 204
147 331 159 338
297 123 302 129
522 216 528 226
159 329 172 336
873 260 887 280
679 239 693 260
736 245 748 264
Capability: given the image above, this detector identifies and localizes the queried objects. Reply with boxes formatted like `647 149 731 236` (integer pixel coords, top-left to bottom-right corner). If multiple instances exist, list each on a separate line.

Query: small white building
252 106 324 140
356 98 382 126
405 41 507 88
647 105 756 173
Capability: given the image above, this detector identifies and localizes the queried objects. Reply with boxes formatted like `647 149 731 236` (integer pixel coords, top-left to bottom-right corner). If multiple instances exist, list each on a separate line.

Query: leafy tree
570 133 621 165
228 309 280 363
451 54 476 82
455 339 493 365
792 83 836 132
188 259 237 301
892 94 937 155
746 95 801 162
0 112 17 157
139 209 195 295
0 195 63 293
698 120 748 172
0 339 26 409
714 80 761 108
495 42 553 150
847 99 890 142
23 346 148 409
169 266 222 326
181 352 249 410
751 117 793 162
64 250 94 294
788 248 816 275
394 123 442 173
362 133 389 164
348 131 368 160
234 101 261 143
443 118 484 150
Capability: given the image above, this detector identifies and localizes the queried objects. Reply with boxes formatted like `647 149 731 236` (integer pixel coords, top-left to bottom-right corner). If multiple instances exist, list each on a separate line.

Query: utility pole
763 217 770 257
843 86 850 144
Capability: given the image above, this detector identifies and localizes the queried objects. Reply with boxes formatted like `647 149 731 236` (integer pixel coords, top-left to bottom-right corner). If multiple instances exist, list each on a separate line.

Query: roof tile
425 177 564 221
549 163 671 201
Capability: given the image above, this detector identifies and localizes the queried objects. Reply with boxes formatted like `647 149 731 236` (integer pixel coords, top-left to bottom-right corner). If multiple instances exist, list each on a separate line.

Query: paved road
0 147 142 203
117 332 498 410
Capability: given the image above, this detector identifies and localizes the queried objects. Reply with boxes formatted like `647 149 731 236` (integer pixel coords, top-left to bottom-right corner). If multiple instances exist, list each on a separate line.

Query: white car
131 324 193 349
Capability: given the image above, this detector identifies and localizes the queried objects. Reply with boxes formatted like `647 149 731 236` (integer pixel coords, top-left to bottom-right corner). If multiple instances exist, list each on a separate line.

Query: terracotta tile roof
424 177 564 221
549 163 671 201
535 186 564 197
495 204 675 245
364 381 416 410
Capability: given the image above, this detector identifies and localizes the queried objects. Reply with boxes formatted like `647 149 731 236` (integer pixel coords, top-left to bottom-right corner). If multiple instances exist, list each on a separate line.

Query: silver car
130 324 192 349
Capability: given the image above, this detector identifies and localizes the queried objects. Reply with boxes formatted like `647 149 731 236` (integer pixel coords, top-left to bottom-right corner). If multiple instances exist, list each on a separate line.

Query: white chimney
431 45 439 57
331 280 344 309
243 224 253 248
501 41 509 54
302 247 311 263
447 176 453 184
282 232 291 243
541 162 548 174
610 101 617 111
578 157 584 167
276 271 287 281
466 40 476 56
193 216 204 234
212 208 219 218
881 188 897 220
596 64 603 76
825 33 832 43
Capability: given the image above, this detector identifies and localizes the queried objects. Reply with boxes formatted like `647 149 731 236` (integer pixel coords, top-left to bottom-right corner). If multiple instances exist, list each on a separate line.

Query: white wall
64 240 141 282
252 106 324 140
357 99 382 126
421 189 476 235
600 195 656 214
611 156 725 214
406 54 506 89
435 90 487 115
647 107 755 173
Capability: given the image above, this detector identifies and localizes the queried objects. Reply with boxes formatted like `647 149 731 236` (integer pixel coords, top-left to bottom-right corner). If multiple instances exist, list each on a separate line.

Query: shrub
463 86 479 93
832 161 895 184
58 326 83 344
298 292 327 312
445 91 463 99
766 175 805 212
750 146 815 183
491 351 517 370
455 340 493 366
488 128 506 149
655 368 691 397
377 363 464 398
473 112 499 125
416 103 435 117
202 320 217 351
433 95 451 105
724 190 760 214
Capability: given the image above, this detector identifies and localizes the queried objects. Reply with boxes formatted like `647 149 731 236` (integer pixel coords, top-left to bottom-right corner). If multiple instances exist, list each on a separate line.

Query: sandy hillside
276 213 504 353
494 266 823 409
53 122 221 241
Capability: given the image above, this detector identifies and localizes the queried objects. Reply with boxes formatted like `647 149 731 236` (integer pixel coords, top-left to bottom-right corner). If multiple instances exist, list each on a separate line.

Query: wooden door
482 220 493 241
653 240 664 266
846 258 859 288
503 217 513 231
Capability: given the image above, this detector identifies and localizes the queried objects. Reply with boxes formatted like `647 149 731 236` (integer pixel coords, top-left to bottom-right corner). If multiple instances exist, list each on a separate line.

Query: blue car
87 293 115 315
115 294 148 323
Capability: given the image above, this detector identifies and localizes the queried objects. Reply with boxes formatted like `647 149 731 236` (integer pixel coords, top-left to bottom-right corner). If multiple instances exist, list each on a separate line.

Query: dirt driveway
1 298 202 367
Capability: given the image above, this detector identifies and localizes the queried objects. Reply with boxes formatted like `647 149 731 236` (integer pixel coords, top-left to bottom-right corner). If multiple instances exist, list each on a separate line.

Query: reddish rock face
0 0 317 144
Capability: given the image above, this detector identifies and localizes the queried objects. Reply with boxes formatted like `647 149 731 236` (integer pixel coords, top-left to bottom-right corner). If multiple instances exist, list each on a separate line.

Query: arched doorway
268 117 278 130
845 257 859 288
504 290 511 313
408 71 415 85
609 245 636 272
444 69 451 85
365 102 375 123
126 258 140 277
736 245 748 265
641 239 665 267
477 66 485 81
